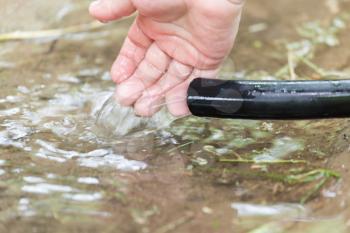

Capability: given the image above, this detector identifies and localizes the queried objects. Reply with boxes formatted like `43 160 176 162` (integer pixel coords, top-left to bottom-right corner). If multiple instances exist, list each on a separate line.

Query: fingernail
89 1 103 17
90 0 100 8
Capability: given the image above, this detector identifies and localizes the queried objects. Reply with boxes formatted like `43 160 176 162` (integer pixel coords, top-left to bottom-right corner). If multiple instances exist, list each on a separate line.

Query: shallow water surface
1 0 350 232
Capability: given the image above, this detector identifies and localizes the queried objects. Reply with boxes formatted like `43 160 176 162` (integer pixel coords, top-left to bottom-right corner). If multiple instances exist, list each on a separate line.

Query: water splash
0 121 32 150
95 94 176 137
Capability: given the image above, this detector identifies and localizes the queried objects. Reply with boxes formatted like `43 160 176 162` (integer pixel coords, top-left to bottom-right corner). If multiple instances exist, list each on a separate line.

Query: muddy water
1 0 350 232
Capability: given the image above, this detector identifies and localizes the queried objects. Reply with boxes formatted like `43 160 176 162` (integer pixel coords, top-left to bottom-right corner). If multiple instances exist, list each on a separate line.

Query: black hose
187 78 350 119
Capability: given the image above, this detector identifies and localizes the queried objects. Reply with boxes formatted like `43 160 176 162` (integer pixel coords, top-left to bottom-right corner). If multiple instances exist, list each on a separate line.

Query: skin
89 0 244 117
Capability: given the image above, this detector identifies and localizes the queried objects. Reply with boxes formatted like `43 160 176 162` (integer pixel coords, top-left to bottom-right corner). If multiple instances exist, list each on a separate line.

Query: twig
275 64 289 78
0 21 105 42
232 151 243 160
286 169 340 184
288 50 298 80
168 141 194 153
300 56 326 76
219 158 307 164
154 212 194 233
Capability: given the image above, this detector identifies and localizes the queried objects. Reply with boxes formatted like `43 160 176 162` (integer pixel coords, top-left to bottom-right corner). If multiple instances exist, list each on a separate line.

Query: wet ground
1 0 350 232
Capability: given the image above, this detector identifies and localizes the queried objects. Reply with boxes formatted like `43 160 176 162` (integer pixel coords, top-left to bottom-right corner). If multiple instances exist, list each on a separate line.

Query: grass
206 167 340 204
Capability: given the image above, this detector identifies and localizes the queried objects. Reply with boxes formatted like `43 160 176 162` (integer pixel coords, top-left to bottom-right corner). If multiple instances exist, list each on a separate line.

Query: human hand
90 0 244 116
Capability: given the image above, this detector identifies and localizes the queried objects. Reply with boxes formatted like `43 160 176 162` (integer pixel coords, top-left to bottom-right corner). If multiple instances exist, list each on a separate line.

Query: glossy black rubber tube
187 78 350 119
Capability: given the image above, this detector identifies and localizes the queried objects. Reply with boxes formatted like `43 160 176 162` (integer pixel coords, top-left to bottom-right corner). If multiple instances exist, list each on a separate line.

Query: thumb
89 0 136 22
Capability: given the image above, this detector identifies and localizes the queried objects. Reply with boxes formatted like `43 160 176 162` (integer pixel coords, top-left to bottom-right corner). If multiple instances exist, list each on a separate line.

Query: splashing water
95 94 177 137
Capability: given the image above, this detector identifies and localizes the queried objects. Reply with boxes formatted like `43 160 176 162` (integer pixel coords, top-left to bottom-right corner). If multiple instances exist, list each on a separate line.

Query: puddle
1 0 350 232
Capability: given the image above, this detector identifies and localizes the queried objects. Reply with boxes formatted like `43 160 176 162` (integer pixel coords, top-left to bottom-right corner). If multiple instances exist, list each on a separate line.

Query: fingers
134 60 192 116
166 69 220 117
115 43 171 106
134 94 166 117
111 21 152 84
89 0 136 22
165 82 191 117
110 38 147 84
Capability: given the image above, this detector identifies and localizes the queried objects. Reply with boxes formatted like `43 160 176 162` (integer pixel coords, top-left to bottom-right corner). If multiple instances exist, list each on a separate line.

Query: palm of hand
90 0 243 116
